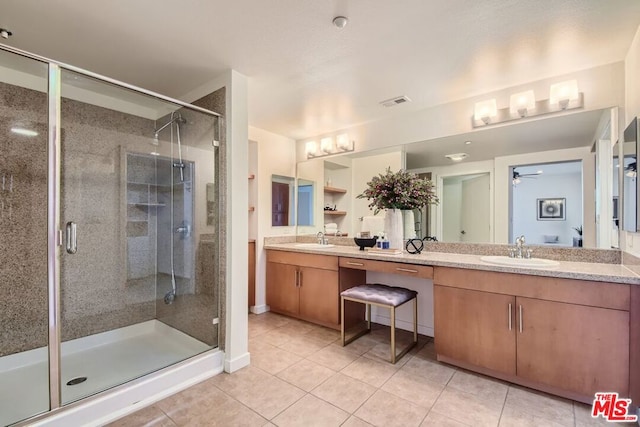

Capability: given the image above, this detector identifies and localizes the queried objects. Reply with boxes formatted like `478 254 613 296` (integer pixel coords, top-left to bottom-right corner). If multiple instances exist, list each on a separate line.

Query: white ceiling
1 1 640 140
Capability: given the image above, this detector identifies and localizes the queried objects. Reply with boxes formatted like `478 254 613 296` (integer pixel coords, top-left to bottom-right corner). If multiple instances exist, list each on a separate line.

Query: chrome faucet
509 234 531 258
317 231 328 245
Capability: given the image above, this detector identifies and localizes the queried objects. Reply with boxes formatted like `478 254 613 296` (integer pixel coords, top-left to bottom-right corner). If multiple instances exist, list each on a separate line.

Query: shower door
0 49 51 427
57 69 219 405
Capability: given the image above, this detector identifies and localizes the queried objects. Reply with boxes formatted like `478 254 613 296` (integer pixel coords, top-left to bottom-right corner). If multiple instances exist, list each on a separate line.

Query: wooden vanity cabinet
434 286 516 376
266 250 340 328
516 296 629 397
434 267 631 403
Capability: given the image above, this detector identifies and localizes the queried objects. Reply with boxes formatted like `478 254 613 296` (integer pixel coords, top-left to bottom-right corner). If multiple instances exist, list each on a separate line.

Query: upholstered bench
340 284 418 364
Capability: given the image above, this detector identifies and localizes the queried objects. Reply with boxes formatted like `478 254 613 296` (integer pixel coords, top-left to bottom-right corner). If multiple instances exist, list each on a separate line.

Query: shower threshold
0 320 212 426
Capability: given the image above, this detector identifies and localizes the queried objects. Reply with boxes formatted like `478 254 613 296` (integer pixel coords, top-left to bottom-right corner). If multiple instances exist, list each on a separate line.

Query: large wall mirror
297 179 315 226
296 107 621 249
623 117 638 232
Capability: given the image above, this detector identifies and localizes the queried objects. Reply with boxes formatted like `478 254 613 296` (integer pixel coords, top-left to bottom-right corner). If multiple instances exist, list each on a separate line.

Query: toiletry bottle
383 235 390 249
376 235 383 249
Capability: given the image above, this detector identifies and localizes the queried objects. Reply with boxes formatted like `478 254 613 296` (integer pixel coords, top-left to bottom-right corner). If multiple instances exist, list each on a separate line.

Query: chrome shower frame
0 41 221 418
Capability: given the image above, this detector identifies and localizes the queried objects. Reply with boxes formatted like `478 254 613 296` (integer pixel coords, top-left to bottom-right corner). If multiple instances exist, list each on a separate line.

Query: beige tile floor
109 312 623 427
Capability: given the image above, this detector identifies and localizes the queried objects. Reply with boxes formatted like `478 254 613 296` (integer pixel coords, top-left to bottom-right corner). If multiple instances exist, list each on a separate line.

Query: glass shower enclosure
0 45 221 426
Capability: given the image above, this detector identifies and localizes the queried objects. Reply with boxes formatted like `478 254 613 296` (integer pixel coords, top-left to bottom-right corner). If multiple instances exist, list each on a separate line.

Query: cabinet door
516 297 629 396
298 267 339 326
434 285 516 375
266 262 299 316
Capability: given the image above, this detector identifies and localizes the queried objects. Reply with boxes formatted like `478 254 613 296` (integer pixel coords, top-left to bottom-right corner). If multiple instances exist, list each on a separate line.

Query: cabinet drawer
339 257 433 279
267 250 338 271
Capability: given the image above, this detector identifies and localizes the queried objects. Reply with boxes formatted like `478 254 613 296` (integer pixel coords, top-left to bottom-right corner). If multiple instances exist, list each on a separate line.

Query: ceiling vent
380 95 411 108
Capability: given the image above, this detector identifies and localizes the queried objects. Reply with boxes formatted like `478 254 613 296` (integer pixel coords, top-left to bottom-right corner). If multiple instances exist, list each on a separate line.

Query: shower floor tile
0 320 209 426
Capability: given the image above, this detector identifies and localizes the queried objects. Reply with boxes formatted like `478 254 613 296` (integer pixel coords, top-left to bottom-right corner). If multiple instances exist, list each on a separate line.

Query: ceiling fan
512 168 542 185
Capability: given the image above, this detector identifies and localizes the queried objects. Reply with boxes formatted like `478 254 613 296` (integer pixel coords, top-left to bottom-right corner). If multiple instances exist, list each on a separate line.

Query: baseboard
224 351 251 373
250 304 269 314
371 314 434 337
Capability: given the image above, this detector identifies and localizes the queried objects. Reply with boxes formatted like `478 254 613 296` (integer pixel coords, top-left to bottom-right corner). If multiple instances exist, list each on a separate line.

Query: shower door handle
66 221 77 254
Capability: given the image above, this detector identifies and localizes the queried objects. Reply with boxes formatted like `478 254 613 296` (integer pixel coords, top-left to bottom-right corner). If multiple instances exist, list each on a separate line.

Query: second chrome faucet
511 235 532 259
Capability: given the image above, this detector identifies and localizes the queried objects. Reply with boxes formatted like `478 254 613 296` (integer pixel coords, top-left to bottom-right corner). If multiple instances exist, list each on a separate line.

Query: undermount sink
294 243 335 248
480 255 559 268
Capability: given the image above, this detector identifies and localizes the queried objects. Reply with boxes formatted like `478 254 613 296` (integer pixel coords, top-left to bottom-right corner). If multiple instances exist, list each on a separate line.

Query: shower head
151 133 160 146
153 114 186 140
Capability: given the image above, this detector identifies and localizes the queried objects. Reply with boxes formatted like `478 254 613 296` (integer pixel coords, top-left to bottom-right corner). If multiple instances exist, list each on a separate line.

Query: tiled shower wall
0 82 49 357
1 79 225 357
155 90 226 349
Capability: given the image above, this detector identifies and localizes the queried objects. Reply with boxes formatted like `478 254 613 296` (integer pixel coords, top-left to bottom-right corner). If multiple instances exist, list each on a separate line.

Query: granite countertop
264 243 640 285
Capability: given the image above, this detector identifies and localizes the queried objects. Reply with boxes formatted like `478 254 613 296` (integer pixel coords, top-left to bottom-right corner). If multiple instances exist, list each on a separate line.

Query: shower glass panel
0 49 50 426
58 69 219 404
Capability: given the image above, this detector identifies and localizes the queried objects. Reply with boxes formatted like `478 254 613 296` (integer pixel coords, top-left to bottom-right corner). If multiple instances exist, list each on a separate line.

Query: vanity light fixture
444 153 468 162
510 90 536 117
472 80 583 128
474 99 497 125
320 137 333 154
549 80 579 110
305 134 355 159
305 141 318 158
336 133 352 151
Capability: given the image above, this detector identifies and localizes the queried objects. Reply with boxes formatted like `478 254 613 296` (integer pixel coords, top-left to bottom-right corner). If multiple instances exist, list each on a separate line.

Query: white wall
248 126 297 315
351 151 403 233
512 172 582 246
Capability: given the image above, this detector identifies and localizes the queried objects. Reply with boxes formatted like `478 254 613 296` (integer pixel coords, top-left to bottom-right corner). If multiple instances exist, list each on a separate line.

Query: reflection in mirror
612 135 620 248
441 173 490 243
296 108 619 249
510 161 582 247
623 117 638 232
297 179 314 226
271 175 295 226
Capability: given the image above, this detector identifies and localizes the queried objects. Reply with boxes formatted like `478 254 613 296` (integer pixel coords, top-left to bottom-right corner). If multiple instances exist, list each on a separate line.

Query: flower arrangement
357 168 439 214
572 225 583 236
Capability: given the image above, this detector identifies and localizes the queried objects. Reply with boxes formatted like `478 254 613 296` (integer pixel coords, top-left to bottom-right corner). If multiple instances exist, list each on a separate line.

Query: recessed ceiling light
464 141 472 145
11 127 38 137
444 153 468 162
537 170 543 174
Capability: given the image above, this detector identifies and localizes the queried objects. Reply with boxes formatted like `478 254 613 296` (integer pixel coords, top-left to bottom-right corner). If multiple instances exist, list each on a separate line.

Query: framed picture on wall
537 198 565 221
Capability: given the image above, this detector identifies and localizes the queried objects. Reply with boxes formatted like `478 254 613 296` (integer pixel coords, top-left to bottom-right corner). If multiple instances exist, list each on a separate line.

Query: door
272 182 290 226
266 262 299 316
298 267 339 325
0 49 51 426
434 286 516 375
58 68 218 405
516 297 629 397
460 174 490 242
